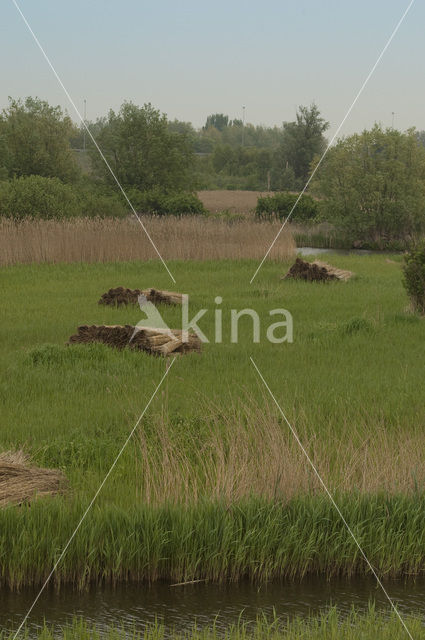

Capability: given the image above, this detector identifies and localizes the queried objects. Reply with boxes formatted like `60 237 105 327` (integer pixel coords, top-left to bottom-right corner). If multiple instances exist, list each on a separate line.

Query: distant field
197 190 273 214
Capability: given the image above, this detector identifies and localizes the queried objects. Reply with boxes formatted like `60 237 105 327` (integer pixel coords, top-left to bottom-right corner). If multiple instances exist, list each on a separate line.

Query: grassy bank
5 608 425 639
1 256 425 586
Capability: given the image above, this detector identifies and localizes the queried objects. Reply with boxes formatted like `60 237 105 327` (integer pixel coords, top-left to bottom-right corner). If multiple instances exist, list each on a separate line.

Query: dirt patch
98 287 184 307
283 258 353 282
69 325 201 356
0 451 67 507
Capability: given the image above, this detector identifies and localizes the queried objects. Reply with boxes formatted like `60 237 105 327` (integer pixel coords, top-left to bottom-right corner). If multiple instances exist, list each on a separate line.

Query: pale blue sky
1 1 423 138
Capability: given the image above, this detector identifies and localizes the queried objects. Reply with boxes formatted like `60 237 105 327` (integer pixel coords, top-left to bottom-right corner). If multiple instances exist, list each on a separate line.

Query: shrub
0 175 79 219
255 191 318 223
77 187 126 218
403 241 425 313
0 175 126 219
128 189 207 216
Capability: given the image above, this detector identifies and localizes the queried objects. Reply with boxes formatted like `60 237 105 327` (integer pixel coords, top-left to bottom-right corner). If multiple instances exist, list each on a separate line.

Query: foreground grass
5 608 425 639
1 256 425 586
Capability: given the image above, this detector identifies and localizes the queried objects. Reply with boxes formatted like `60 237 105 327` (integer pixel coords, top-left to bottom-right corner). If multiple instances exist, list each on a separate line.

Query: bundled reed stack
98 287 184 306
68 325 201 356
0 451 67 507
283 258 353 282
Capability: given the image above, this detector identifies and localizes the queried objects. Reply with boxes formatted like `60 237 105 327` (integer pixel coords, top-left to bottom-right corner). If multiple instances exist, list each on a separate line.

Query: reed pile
68 325 201 355
0 451 66 507
283 257 353 282
313 260 354 281
98 287 183 306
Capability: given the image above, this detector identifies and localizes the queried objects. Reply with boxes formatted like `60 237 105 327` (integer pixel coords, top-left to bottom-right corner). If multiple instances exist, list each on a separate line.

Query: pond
296 246 375 256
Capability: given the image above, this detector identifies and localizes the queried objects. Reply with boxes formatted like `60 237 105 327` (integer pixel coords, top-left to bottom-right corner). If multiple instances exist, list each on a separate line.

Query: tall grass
0 217 295 265
136 400 425 504
4 608 425 639
2 494 425 589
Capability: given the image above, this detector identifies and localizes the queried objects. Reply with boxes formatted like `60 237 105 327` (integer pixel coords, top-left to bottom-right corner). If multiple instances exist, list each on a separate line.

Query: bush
0 175 126 219
255 191 318 223
403 242 425 313
77 184 126 218
0 175 79 219
128 189 207 216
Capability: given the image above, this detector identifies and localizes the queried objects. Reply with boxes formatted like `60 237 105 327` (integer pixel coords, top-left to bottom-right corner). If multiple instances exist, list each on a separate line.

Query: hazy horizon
1 0 422 138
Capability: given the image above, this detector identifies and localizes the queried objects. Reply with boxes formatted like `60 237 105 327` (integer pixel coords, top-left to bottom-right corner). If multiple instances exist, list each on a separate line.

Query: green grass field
1 255 425 587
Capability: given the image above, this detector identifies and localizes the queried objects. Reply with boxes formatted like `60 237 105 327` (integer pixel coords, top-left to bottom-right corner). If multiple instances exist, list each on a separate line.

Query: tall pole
242 105 245 146
391 111 395 129
83 99 87 151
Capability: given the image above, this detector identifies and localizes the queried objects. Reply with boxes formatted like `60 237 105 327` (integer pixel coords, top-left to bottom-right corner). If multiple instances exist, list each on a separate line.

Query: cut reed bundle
283 257 353 282
98 287 184 306
69 325 201 355
0 451 67 507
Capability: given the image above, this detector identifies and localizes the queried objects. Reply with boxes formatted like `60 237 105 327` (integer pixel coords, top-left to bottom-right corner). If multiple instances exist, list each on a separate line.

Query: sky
0 0 423 140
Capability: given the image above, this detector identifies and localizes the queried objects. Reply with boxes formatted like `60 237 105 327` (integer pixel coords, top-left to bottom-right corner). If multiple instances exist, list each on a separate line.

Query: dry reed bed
0 217 295 265
136 400 425 504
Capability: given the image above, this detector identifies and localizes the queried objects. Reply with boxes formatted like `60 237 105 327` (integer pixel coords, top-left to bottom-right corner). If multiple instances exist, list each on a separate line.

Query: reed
135 400 425 504
2 494 425 589
0 217 295 266
4 607 424 640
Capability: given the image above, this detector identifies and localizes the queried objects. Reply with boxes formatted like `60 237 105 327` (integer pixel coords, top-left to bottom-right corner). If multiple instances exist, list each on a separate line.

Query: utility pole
83 99 87 151
242 105 246 146
391 111 395 129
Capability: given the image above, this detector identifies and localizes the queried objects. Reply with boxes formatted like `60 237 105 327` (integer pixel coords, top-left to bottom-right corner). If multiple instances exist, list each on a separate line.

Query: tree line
2 96 425 248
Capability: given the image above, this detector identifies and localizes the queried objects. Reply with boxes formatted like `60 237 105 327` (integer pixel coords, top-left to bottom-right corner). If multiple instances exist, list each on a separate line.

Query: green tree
275 103 329 185
313 125 425 246
90 102 194 192
0 97 79 182
203 113 229 132
167 119 196 142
